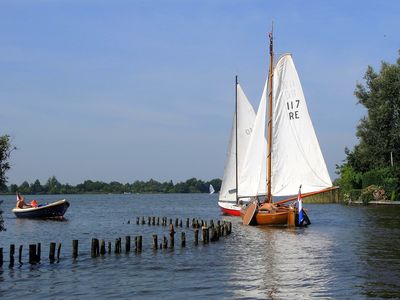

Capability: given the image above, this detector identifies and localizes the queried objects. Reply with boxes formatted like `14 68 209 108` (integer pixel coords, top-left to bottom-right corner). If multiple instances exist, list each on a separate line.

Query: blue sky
0 0 399 185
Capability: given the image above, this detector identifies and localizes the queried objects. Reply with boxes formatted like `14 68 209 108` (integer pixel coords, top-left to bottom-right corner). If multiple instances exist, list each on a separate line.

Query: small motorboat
12 199 70 219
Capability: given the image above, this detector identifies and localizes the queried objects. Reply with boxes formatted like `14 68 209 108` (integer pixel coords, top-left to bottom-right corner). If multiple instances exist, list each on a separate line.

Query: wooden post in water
169 224 175 249
57 243 62 262
134 236 138 252
137 236 142 252
108 241 111 254
220 222 225 237
179 219 182 227
192 218 195 228
152 216 155 225
117 238 120 253
152 234 158 250
9 244 15 268
162 236 168 249
148 216 151 225
91 238 97 258
136 217 140 225
202 227 207 244
29 244 37 265
186 218 189 227
115 238 120 254
194 229 199 245
49 242 56 263
125 236 131 253
181 232 186 247
37 243 41 263
100 240 106 255
217 221 221 237
72 240 79 258
169 218 172 225
229 222 232 234
18 245 23 265
141 216 145 225
0 248 3 267
157 217 160 226
175 218 179 227
210 228 215 242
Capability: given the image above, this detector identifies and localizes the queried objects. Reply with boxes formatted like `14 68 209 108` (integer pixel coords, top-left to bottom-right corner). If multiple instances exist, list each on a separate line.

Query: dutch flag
297 185 303 225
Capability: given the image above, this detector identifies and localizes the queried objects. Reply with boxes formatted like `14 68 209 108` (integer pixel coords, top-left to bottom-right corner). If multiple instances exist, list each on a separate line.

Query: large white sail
238 80 268 198
271 54 332 196
219 84 256 203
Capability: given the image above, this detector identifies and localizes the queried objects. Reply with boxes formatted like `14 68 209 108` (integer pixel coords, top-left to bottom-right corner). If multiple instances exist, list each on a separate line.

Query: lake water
0 194 399 299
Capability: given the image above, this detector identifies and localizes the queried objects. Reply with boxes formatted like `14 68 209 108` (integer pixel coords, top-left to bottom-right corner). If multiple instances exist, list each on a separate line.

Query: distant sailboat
209 184 215 194
218 78 257 216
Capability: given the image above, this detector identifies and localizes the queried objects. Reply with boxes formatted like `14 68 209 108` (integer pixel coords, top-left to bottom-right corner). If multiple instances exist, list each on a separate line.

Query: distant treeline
0 176 222 195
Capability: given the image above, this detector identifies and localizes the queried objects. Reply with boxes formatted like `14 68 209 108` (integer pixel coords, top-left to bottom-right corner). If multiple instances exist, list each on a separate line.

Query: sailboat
218 78 258 216
209 184 215 194
240 30 336 226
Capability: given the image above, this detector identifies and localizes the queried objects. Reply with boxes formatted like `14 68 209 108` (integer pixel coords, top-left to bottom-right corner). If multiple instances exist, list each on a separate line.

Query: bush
336 164 362 194
362 168 395 188
359 185 387 205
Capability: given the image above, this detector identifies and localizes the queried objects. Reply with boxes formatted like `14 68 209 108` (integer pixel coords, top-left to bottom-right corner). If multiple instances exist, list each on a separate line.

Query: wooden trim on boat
274 186 339 206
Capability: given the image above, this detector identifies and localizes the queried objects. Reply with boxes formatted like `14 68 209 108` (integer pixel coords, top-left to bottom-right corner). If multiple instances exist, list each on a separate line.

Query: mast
267 26 274 203
235 75 239 204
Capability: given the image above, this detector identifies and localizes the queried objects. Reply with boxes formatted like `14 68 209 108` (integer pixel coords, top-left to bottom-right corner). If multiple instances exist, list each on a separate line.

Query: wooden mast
235 75 239 204
267 26 274 203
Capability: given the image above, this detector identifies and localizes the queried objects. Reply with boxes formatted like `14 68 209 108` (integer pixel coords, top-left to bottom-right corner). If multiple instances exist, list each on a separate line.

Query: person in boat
16 192 32 209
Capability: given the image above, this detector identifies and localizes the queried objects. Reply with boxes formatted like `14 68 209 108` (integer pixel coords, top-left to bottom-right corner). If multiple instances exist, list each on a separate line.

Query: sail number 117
286 100 300 120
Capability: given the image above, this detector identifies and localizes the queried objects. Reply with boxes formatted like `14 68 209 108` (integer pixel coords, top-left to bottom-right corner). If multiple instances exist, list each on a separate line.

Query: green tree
0 182 8 193
45 176 62 194
0 135 15 187
30 179 43 194
0 134 15 231
348 52 400 171
9 184 18 193
18 181 30 194
338 51 400 196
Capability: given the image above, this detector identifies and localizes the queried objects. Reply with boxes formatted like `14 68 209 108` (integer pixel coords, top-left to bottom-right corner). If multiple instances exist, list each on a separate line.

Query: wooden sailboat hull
254 209 289 225
240 204 310 226
240 207 289 226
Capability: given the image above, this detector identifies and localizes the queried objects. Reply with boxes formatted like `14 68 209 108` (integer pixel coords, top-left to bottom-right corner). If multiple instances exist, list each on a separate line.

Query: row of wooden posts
0 218 232 267
0 242 62 268
131 216 228 229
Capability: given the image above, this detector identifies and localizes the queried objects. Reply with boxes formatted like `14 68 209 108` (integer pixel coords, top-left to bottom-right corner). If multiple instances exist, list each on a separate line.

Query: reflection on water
0 195 399 299
357 206 400 298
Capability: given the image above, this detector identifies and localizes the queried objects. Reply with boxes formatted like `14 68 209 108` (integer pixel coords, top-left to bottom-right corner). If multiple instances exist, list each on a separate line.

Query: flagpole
297 184 303 225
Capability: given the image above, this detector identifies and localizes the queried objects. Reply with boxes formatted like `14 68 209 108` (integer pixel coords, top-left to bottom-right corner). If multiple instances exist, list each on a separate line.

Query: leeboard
242 201 257 225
